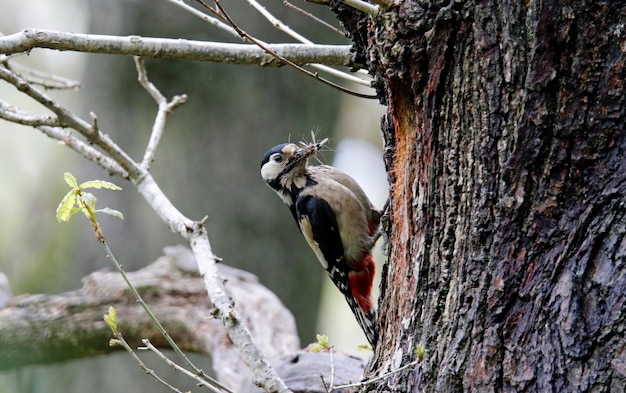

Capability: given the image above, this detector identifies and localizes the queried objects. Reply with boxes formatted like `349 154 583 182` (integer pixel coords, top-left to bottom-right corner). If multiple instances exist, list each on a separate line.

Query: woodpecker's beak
281 147 311 173
293 147 309 158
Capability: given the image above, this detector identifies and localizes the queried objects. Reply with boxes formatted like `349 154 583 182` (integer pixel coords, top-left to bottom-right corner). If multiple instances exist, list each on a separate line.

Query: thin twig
246 0 373 86
134 57 188 169
202 0 377 99
369 0 392 8
100 240 232 393
161 0 372 88
0 64 140 179
0 100 60 127
140 339 223 391
135 57 167 103
339 0 380 16
283 1 346 36
248 0 314 44
162 0 240 38
113 333 185 393
39 125 129 178
2 58 82 90
0 100 128 177
329 347 336 392
331 359 421 391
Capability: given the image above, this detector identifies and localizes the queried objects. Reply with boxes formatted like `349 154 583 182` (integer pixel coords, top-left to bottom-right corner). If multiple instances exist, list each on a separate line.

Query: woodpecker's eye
272 154 284 163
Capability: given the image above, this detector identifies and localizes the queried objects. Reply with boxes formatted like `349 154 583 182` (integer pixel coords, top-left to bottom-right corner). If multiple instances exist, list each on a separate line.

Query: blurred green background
0 0 386 392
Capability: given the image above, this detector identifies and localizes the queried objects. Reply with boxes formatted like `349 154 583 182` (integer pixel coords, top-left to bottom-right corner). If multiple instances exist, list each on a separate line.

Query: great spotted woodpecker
260 139 381 347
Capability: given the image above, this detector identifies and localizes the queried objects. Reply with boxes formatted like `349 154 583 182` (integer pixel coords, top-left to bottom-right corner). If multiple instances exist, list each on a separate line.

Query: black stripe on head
260 143 290 168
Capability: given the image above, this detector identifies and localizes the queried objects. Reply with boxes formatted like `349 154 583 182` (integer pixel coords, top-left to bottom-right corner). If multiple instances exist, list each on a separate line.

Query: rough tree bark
332 1 626 391
1 1 624 391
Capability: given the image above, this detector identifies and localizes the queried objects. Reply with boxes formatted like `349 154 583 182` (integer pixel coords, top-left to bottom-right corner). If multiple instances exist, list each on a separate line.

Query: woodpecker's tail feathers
357 306 378 347
345 294 378 347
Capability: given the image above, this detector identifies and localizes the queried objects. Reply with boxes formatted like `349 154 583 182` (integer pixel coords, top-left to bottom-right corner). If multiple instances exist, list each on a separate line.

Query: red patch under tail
348 253 376 313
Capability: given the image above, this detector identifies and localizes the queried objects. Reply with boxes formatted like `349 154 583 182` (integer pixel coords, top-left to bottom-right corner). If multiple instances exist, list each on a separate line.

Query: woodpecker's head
261 143 306 185
260 140 325 191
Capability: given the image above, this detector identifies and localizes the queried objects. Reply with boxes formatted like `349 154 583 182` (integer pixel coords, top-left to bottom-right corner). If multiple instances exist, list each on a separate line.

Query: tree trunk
336 1 626 391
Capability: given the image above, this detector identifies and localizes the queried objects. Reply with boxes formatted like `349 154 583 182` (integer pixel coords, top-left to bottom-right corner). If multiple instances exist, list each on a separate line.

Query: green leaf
415 344 425 362
80 180 122 191
109 338 122 347
310 334 330 352
56 191 77 222
63 172 78 189
316 334 329 348
96 207 124 220
356 343 373 351
80 192 97 213
104 306 118 334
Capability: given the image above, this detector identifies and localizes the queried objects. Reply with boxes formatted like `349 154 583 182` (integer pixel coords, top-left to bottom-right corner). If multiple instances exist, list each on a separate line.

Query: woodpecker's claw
378 198 391 256
380 215 390 256
366 224 389 256
364 198 391 255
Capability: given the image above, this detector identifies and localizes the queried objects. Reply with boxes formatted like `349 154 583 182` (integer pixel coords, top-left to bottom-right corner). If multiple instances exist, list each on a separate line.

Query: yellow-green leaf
56 191 77 222
310 334 329 352
415 344 425 361
80 192 97 213
104 306 118 334
316 334 329 348
97 207 124 220
108 306 117 321
80 180 122 191
109 338 122 347
63 172 78 189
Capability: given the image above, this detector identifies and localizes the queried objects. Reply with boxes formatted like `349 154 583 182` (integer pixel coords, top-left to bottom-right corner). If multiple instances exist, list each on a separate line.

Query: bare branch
162 0 240 37
330 359 421 391
368 0 392 8
37 125 129 178
188 227 292 393
0 28 353 67
205 0 377 99
282 1 346 37
339 0 380 16
2 58 82 90
0 100 60 127
248 0 316 44
0 63 141 179
139 339 221 392
0 247 299 388
0 99 128 177
135 57 168 104
113 334 188 393
0 246 367 392
134 57 188 170
0 36 302 392
246 0 373 86
163 0 372 87
0 65 87 128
